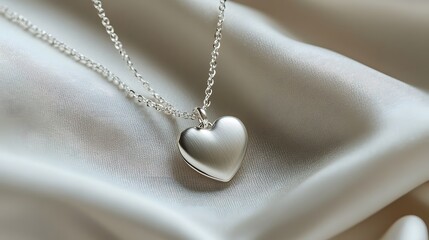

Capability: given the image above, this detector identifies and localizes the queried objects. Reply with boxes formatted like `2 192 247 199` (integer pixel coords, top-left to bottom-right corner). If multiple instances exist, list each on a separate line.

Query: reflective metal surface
178 116 248 182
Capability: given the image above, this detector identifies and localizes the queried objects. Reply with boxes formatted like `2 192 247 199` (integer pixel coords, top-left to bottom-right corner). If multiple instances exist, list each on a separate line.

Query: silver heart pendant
178 111 248 182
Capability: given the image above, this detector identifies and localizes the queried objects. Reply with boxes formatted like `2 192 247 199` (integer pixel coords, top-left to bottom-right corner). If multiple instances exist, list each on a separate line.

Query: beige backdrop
0 0 428 239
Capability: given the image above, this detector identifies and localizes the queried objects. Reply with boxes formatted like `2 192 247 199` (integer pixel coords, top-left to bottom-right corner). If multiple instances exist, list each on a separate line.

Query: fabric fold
0 0 427 239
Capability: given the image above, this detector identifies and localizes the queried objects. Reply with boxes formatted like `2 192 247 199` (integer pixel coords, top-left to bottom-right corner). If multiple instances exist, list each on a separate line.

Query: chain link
203 0 226 110
0 0 227 120
91 0 227 117
0 5 195 118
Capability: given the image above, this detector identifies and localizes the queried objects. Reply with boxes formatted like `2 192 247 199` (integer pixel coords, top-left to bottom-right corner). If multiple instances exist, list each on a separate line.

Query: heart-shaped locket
178 115 248 182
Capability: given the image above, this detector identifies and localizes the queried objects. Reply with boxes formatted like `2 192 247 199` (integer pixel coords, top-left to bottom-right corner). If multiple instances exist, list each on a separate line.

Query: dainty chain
91 0 226 113
202 0 226 110
0 6 193 119
0 0 227 120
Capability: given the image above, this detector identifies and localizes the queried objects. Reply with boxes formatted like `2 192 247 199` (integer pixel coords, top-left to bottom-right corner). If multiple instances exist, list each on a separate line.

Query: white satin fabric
0 0 428 239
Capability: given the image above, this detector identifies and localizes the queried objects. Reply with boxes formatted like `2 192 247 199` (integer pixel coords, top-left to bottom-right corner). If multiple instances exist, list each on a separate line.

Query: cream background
0 0 428 239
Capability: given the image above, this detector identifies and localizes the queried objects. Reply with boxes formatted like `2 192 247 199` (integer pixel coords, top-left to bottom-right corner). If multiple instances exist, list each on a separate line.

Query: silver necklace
0 1 247 182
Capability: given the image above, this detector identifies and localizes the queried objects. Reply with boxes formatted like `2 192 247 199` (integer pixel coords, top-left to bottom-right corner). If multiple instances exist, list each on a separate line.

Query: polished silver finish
178 116 248 182
194 107 212 128
1 2 249 182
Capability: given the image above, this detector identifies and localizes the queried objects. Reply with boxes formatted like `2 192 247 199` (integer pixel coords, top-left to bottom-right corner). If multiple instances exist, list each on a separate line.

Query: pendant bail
194 107 212 128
